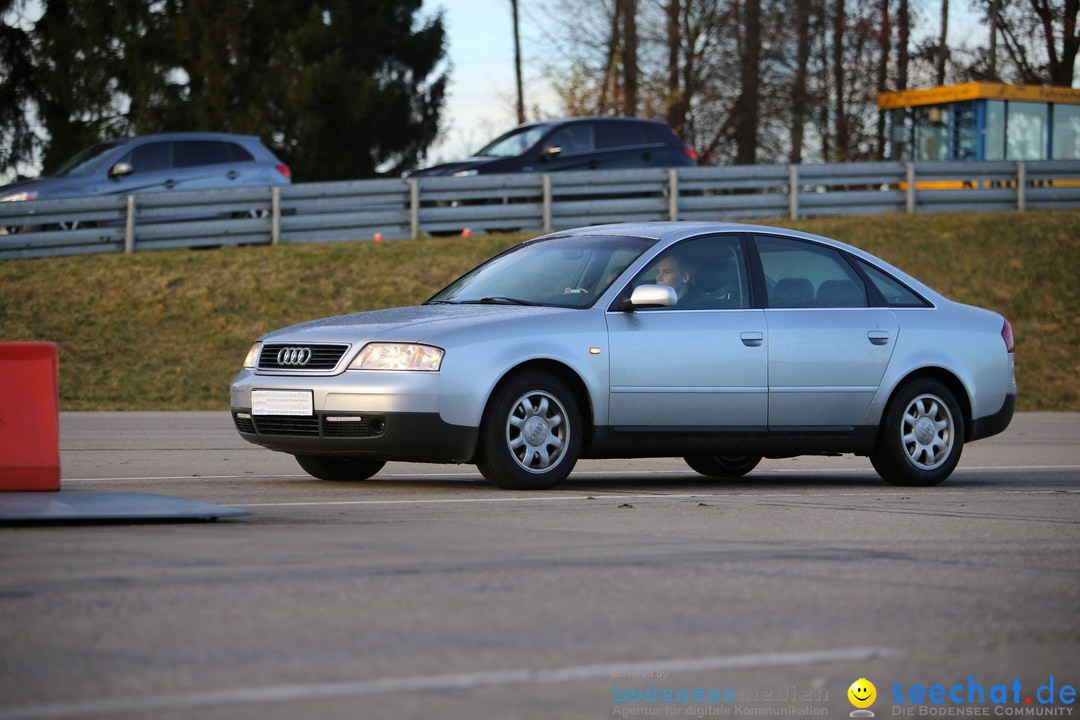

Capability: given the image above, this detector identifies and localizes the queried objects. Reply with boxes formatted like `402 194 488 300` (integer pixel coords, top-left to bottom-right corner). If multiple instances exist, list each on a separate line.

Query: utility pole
512 0 525 123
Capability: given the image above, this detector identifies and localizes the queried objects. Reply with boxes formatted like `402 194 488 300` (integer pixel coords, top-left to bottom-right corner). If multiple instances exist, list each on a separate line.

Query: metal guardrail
1 160 1078 260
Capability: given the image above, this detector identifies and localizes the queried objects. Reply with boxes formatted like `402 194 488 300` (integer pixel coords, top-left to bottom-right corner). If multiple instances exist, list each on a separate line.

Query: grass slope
1 210 1076 411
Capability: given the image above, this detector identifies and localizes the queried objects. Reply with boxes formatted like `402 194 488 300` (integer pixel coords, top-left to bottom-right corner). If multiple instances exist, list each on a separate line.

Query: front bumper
230 368 477 462
231 408 477 462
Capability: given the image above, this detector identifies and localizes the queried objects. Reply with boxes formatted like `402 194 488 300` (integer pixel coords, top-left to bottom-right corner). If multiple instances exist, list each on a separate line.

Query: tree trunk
623 0 638 115
936 0 948 85
735 0 761 164
791 0 811 163
876 0 891 159
988 0 1001 80
897 0 909 90
665 0 684 135
833 0 848 160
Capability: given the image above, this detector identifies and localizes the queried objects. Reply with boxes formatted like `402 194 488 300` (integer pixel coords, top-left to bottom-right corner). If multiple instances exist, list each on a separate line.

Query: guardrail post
271 186 281 245
409 179 420 238
905 163 916 214
124 195 135 253
668 169 679 221
542 175 552 233
788 165 799 220
1017 162 1026 212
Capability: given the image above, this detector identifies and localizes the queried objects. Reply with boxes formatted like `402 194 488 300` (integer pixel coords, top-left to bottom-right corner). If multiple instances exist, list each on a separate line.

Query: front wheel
476 371 582 490
684 454 762 478
871 379 965 486
295 454 385 482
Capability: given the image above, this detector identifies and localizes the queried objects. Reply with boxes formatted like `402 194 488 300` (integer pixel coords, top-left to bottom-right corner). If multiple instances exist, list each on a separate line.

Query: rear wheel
871 379 964 486
295 454 385 482
476 370 582 490
684 454 761 478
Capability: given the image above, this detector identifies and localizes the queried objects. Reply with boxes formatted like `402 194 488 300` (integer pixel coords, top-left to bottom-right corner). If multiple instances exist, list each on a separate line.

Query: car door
754 234 899 430
606 234 768 429
171 140 252 190
534 123 598 172
109 141 177 194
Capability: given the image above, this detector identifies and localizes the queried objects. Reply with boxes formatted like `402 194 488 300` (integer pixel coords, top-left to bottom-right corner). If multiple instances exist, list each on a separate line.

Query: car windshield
474 124 553 157
54 142 123 176
428 234 655 309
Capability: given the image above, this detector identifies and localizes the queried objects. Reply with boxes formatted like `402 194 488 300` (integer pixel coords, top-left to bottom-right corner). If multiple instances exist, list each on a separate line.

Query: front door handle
741 331 765 347
867 330 891 346
164 179 177 189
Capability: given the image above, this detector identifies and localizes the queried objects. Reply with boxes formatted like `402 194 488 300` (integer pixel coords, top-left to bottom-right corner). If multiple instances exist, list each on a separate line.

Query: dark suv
411 117 697 177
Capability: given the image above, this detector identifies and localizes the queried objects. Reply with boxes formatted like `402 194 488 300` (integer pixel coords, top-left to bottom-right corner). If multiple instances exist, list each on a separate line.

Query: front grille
253 415 320 436
258 343 350 371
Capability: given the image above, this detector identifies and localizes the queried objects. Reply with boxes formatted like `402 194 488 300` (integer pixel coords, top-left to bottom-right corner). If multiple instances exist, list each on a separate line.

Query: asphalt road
1 412 1078 720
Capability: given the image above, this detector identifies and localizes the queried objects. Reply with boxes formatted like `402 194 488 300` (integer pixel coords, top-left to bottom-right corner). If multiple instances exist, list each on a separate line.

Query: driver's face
656 259 683 287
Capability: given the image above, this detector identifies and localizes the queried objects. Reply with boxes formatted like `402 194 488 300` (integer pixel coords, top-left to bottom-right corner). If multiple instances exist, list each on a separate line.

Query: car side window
856 259 930 307
755 235 868 309
596 122 655 149
545 125 594 155
175 141 238 168
125 142 172 174
627 235 751 310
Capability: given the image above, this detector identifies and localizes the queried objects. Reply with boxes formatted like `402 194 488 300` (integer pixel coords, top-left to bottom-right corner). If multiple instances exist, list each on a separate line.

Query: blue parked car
0 132 291 203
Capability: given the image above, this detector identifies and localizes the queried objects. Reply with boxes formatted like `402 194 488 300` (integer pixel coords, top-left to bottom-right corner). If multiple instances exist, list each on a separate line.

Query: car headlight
451 169 478 177
0 191 37 202
350 343 444 371
242 342 263 368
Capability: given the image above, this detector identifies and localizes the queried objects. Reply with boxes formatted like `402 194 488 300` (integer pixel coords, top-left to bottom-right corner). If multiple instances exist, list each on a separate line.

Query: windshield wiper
461 297 538 306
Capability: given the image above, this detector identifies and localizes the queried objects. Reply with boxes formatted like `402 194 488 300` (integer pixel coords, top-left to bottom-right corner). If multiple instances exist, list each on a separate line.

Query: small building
878 82 1080 162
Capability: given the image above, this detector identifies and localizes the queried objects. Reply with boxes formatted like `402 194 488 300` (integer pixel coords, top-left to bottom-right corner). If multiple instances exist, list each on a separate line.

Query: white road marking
0 646 898 719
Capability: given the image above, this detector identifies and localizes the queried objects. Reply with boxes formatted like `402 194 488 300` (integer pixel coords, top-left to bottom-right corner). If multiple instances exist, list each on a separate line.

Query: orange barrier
0 343 61 491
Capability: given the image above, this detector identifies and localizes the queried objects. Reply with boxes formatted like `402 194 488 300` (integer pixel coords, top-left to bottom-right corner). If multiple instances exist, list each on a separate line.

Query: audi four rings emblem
276 347 312 366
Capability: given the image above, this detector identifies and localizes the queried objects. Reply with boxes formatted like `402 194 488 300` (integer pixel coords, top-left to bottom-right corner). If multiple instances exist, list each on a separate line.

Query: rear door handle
867 330 891 346
741 332 764 347
164 179 177 189
227 170 239 180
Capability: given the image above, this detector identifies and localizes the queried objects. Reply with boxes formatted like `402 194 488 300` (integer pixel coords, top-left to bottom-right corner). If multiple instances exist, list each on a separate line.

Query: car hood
0 174 99 200
408 157 499 177
261 303 579 344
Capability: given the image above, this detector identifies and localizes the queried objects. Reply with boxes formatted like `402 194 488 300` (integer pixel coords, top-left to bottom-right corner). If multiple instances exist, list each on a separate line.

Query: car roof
107 132 263 145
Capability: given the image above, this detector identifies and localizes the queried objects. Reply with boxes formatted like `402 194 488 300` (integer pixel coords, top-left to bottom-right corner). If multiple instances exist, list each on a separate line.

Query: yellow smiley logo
848 678 877 708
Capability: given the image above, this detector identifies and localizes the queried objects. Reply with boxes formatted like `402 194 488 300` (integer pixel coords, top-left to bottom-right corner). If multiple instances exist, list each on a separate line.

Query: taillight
1001 318 1014 353
683 146 698 162
275 164 292 180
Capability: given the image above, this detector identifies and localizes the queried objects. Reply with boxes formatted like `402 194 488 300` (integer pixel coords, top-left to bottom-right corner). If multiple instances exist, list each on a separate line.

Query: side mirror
109 162 133 178
627 284 677 309
539 145 562 161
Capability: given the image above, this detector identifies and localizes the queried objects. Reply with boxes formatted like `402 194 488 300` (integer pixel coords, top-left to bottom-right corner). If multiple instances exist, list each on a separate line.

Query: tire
871 378 965 487
295 454 385 482
475 371 582 490
684 454 762 478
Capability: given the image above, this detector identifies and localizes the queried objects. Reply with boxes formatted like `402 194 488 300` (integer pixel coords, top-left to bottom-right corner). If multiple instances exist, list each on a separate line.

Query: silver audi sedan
230 222 1016 489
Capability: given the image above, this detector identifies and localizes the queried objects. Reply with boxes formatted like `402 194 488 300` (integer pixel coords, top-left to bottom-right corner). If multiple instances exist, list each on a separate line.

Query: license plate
252 390 314 416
